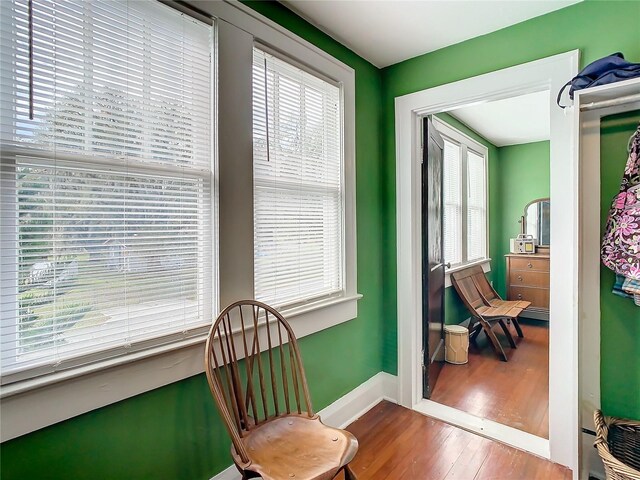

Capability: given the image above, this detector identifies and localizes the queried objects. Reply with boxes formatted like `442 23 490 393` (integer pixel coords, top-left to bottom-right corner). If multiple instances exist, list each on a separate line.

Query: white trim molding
432 116 491 269
395 50 580 475
0 296 362 442
209 372 398 480
574 77 640 480
445 258 491 288
413 399 549 459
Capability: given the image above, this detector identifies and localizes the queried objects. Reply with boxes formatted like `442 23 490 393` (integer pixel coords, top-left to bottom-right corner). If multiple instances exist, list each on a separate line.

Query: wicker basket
594 410 640 480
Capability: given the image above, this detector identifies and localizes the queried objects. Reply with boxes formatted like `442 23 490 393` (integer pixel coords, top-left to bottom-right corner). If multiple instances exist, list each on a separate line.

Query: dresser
505 253 550 320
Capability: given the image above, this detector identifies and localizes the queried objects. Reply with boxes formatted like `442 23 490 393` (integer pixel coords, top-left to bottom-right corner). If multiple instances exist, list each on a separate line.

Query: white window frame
432 118 490 286
0 0 358 442
251 45 346 310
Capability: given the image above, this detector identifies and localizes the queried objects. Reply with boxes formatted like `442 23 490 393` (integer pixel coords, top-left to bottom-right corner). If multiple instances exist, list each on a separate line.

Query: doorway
426 97 551 439
395 51 580 474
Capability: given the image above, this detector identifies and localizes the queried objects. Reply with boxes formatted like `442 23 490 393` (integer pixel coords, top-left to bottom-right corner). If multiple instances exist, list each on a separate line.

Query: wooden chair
204 300 359 480
465 265 530 339
450 269 525 361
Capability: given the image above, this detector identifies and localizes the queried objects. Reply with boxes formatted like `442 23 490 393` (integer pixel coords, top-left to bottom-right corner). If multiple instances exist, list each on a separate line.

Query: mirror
523 198 550 246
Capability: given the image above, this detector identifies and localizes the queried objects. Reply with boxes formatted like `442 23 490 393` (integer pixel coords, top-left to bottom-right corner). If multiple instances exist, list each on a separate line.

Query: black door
422 116 445 399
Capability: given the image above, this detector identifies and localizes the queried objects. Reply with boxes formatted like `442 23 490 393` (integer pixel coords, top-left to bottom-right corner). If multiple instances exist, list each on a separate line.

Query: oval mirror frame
522 197 550 246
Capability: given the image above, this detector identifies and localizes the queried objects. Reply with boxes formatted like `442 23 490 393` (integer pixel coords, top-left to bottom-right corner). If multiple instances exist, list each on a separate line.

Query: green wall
493 141 550 298
381 0 640 421
0 3 386 479
600 111 640 420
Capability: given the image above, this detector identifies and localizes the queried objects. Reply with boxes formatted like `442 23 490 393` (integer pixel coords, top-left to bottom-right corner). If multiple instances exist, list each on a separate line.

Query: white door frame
575 78 640 480
395 51 580 475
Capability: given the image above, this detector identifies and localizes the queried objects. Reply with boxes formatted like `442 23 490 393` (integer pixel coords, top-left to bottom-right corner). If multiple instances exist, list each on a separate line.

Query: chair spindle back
204 300 313 463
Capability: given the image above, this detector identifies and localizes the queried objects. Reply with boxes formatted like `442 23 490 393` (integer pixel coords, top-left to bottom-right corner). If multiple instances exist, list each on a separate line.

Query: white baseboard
210 372 398 480
318 371 397 429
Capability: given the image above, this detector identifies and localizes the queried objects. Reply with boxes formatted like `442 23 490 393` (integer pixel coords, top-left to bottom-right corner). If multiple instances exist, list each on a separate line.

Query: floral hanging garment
601 123 640 282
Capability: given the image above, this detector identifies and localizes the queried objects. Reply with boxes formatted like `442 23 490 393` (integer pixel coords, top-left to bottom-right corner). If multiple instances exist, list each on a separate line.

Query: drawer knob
527 262 533 268
517 275 523 281
517 294 523 299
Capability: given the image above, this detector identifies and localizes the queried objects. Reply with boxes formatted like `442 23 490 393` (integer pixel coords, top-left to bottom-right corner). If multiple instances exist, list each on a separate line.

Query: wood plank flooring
430 319 549 438
344 401 571 480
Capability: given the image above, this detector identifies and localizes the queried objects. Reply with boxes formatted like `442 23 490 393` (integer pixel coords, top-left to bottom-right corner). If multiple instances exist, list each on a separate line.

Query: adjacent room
426 93 552 439
1 1 639 480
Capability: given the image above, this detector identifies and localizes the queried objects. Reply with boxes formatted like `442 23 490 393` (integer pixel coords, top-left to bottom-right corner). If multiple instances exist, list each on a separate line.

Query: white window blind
252 48 343 308
443 139 462 266
0 0 214 382
436 119 488 269
467 150 487 261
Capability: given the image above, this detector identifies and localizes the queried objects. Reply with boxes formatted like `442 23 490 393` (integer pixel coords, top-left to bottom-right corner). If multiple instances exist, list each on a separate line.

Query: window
0 0 214 383
252 48 343 308
1 0 357 441
435 119 488 269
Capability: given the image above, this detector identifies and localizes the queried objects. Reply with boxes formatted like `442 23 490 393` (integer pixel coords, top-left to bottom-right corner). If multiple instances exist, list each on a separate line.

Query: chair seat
238 415 358 480
477 300 530 319
488 299 532 310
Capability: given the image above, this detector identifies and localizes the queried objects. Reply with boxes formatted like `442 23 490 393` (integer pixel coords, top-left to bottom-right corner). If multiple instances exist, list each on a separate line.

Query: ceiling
448 90 550 147
282 1 581 68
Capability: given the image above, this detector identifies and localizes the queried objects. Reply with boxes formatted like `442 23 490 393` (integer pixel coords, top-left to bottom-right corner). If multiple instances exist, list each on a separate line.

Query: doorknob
430 262 451 272
445 262 451 269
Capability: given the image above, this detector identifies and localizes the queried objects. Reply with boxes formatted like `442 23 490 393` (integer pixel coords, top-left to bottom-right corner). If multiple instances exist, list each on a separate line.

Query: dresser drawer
509 286 549 309
509 256 549 273
509 271 549 288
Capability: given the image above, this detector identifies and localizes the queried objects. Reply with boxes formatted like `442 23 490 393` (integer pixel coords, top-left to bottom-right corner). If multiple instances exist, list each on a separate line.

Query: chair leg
512 316 524 338
344 464 358 480
467 316 476 331
498 319 517 349
480 319 508 362
469 318 481 343
470 326 482 344
237 466 257 480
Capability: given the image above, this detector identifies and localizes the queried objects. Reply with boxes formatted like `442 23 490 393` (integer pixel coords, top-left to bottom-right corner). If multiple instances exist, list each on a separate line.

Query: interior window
443 138 463 265
440 123 488 269
466 150 487 261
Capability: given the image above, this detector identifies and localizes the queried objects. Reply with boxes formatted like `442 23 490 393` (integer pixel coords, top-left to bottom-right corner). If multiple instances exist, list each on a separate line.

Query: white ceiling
449 90 550 147
282 0 581 68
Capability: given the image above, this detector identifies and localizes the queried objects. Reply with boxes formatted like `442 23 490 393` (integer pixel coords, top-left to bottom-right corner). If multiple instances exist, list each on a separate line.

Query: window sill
444 258 492 288
0 294 361 442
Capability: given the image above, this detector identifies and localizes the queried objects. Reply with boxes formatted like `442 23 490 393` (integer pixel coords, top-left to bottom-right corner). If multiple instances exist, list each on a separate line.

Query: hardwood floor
344 401 571 480
430 319 549 438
